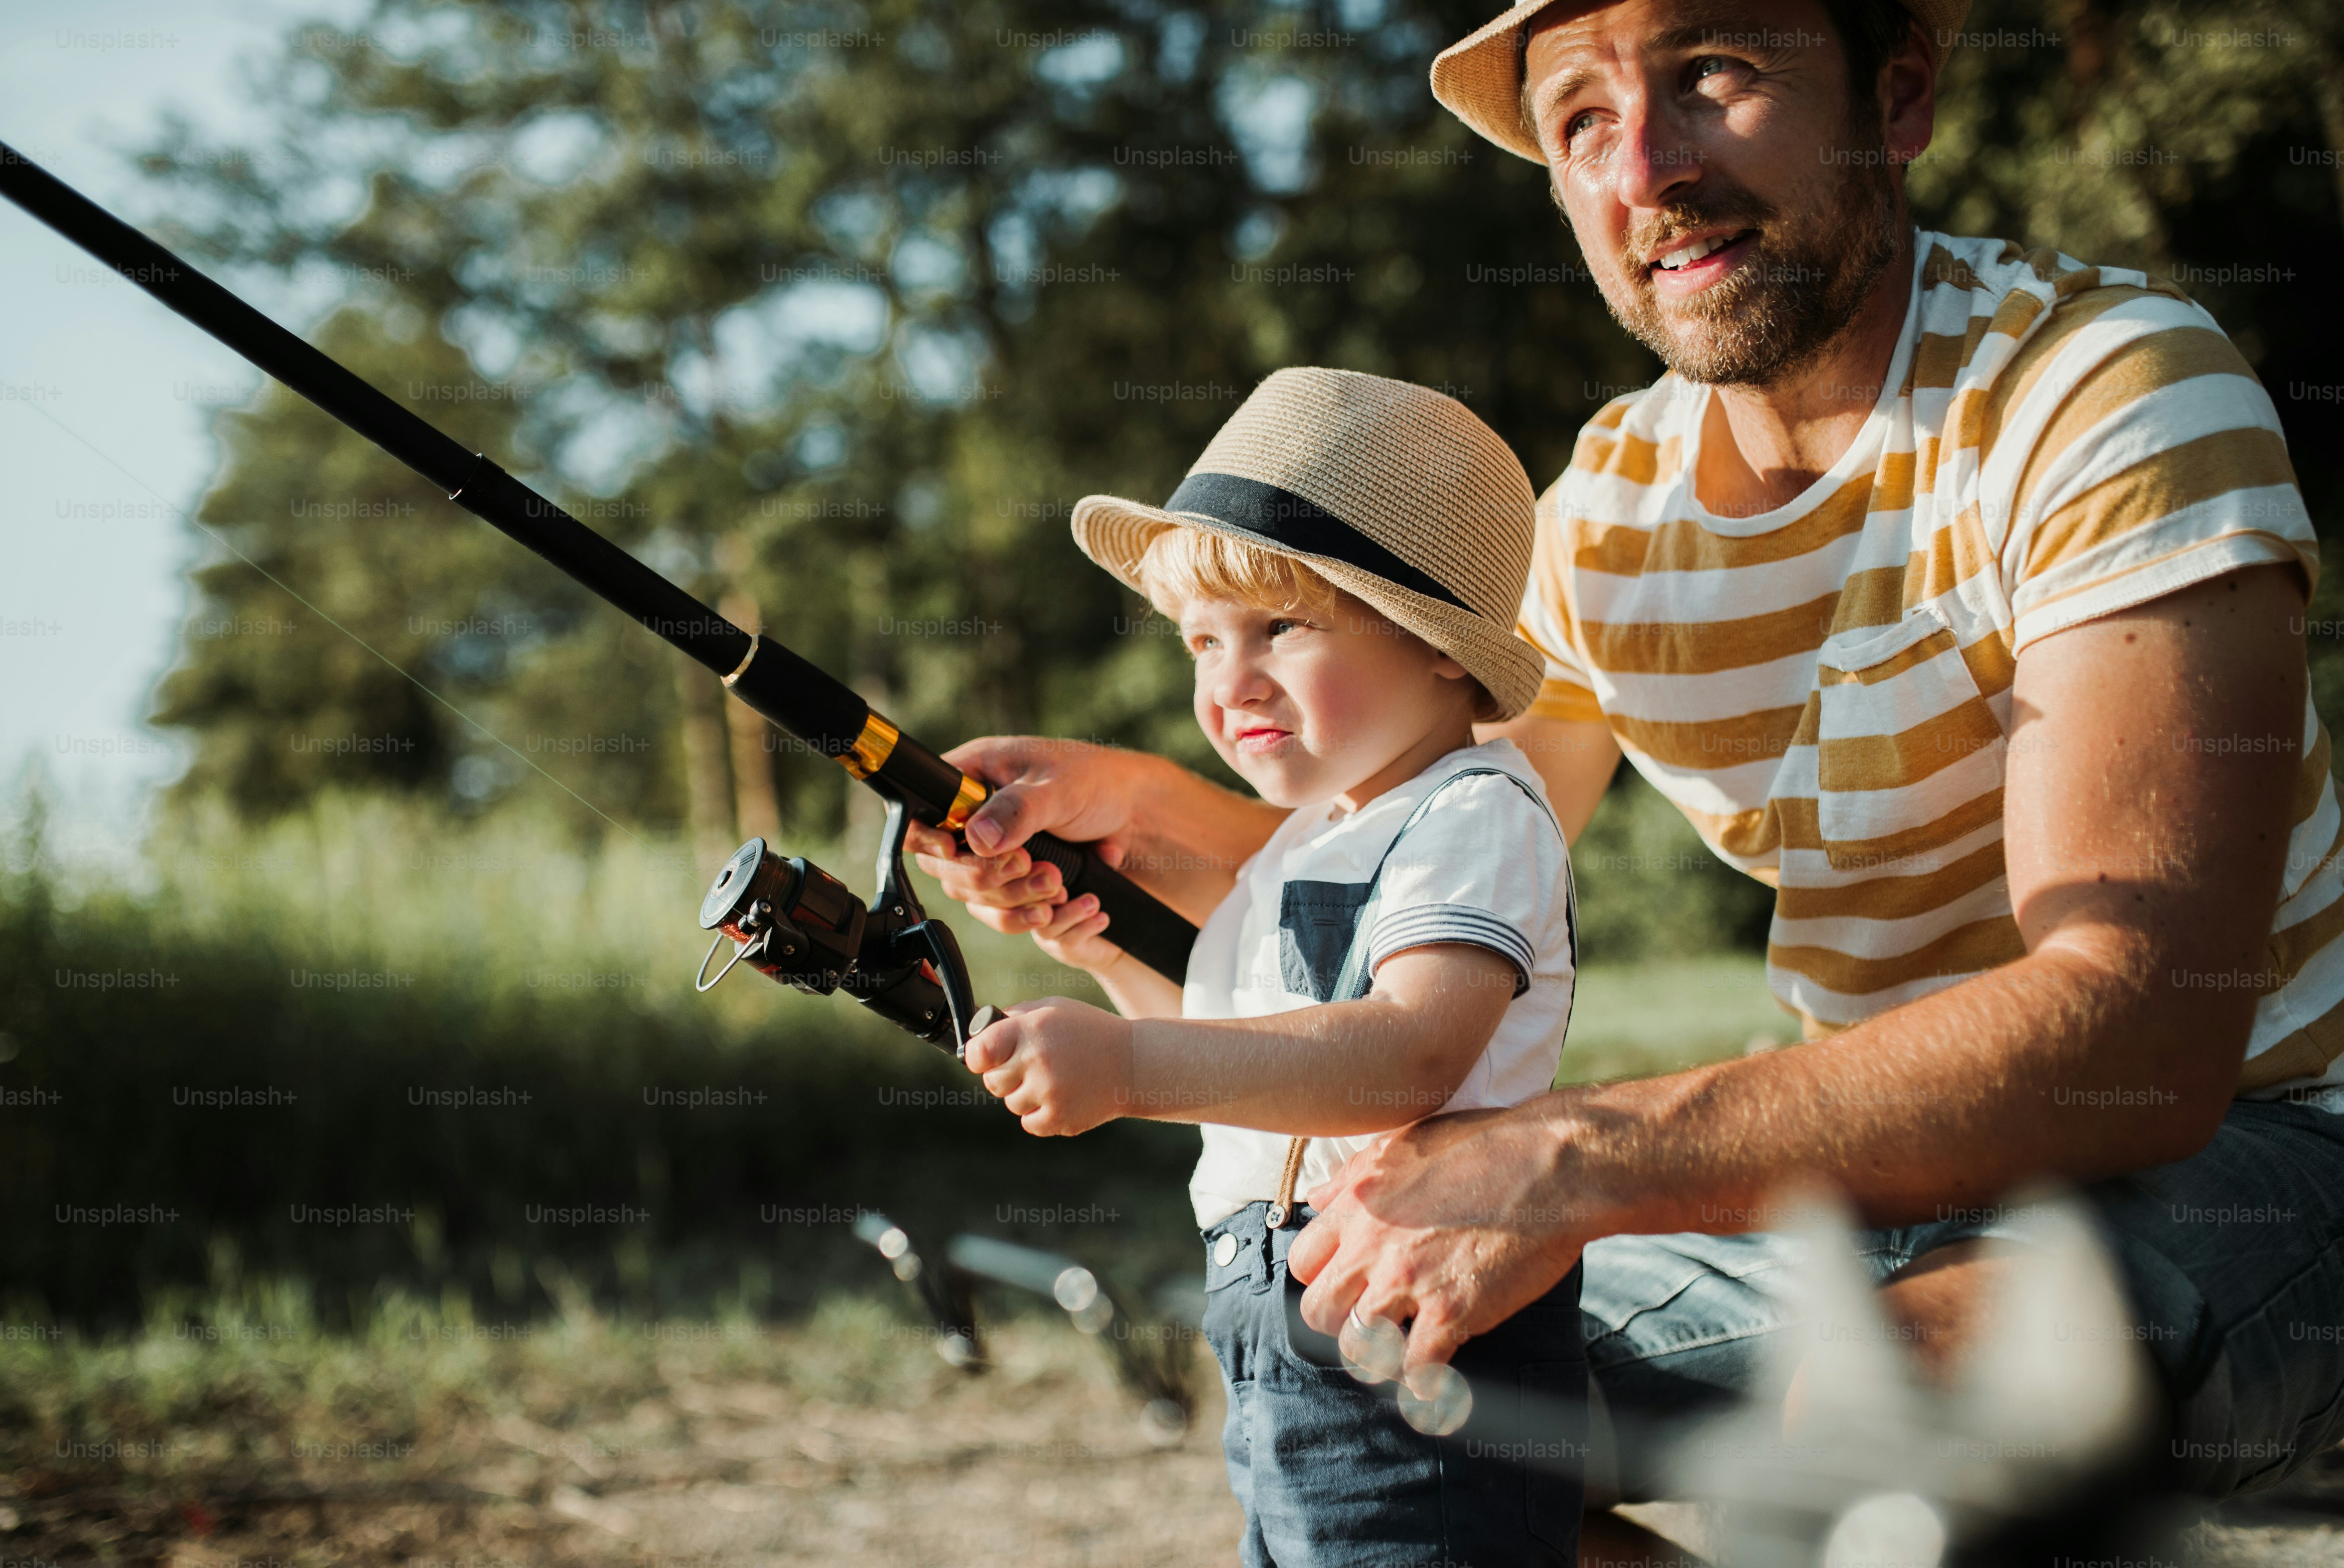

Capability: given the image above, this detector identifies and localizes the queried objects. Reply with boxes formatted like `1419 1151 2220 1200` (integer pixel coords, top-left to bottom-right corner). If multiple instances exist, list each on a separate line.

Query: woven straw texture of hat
1069 368 1546 720
1432 0 1974 165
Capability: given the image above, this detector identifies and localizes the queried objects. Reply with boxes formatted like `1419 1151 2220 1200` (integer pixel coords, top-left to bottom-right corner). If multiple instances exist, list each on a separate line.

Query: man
907 0 2344 1534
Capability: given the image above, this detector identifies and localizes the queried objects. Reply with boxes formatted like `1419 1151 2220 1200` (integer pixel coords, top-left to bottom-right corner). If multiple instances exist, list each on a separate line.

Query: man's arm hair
1548 562 2306 1232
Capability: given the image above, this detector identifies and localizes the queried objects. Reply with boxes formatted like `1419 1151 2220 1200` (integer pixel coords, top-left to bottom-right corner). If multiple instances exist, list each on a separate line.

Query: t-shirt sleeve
1518 482 1608 724
1363 773 1570 996
1994 295 2318 652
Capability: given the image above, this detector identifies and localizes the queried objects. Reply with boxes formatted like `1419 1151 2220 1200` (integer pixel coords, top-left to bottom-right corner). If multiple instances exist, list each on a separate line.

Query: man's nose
1605 94 1703 212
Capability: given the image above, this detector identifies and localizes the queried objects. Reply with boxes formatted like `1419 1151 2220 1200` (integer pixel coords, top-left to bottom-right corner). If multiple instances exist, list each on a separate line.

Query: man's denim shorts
1582 1098 2344 1503
1202 1200 1586 1567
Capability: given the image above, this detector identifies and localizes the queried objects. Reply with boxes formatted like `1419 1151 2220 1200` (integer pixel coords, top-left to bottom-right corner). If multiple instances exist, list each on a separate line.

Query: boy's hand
964 998 1134 1137
1025 891 1126 975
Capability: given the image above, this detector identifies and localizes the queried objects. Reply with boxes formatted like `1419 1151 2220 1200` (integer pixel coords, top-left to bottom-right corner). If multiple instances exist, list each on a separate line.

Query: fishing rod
0 140 1196 1055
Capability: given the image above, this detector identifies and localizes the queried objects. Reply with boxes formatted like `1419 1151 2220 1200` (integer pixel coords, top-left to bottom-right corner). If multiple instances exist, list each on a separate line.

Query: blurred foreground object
853 1214 1200 1438
1667 1188 2187 1567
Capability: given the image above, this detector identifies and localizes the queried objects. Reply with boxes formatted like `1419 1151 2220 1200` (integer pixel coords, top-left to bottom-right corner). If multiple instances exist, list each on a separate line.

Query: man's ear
1881 20 1940 173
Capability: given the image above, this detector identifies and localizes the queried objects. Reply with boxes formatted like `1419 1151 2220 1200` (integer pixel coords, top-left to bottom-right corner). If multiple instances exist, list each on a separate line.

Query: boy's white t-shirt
1183 738 1576 1228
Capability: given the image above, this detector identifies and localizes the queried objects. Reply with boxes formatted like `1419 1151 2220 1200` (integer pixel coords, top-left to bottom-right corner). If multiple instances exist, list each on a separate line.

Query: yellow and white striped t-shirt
1519 232 2338 1103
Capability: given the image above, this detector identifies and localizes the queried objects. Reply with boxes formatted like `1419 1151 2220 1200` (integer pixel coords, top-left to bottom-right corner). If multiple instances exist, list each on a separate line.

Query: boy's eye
1267 617 1301 638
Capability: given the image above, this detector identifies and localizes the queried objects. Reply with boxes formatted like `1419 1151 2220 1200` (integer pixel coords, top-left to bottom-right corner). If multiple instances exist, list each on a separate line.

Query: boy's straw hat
1069 368 1544 721
1432 0 1971 166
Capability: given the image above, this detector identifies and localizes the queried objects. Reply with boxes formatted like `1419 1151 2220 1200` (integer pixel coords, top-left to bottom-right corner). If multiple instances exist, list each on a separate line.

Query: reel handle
694 806 1001 1055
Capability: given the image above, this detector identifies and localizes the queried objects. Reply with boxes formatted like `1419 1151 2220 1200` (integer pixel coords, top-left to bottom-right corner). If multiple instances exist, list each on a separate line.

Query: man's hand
1288 1103 1596 1371
964 996 1135 1137
905 738 1148 937
903 736 1280 933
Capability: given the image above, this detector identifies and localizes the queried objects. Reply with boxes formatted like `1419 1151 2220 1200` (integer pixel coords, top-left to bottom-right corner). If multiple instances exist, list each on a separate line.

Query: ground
24 1318 1248 1568
21 1322 2342 1568
10 956 2339 1567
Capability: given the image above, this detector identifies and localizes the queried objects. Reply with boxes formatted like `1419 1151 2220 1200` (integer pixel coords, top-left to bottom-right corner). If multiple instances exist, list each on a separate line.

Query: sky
0 0 366 860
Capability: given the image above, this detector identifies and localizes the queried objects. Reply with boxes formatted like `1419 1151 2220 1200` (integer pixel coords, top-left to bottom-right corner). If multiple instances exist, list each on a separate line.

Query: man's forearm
1116 752 1285 921
1545 568 2304 1240
1535 940 2248 1241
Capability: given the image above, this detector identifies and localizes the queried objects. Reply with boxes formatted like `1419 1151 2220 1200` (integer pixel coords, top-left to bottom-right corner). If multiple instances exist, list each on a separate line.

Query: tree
142 0 2342 866
140 0 1653 842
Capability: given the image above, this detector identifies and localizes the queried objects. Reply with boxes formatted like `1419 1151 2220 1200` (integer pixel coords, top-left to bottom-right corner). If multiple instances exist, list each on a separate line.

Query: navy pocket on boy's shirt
1278 879 1372 1001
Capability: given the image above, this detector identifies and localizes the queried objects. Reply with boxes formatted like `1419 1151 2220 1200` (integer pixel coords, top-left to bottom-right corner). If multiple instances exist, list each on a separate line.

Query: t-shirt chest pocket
1812 607 2004 858
1278 880 1372 1002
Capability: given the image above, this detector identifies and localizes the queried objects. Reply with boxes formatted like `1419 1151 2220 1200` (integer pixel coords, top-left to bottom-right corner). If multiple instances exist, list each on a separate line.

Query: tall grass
0 790 1198 1328
0 777 1776 1330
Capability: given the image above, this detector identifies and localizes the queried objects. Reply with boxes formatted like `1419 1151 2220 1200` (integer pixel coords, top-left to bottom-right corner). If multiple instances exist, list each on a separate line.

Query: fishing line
13 394 665 861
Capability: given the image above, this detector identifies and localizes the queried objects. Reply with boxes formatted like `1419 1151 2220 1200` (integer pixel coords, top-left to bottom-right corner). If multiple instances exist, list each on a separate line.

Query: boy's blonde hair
1136 523 1502 718
1136 524 1341 620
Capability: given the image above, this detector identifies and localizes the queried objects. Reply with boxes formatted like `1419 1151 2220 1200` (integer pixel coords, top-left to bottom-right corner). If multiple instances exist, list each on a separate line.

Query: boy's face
1176 587 1476 809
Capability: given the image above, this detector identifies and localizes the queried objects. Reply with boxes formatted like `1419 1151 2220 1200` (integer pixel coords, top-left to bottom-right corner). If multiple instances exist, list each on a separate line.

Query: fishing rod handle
1021 830 1194 985
725 649 1195 983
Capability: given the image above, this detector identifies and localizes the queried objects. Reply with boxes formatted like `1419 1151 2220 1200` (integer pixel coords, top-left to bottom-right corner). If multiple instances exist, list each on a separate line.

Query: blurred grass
1560 956 1793 1087
0 789 1197 1327
1 782 1783 1329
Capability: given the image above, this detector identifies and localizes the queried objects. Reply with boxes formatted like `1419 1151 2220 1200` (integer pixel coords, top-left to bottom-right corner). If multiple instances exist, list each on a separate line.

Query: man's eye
1690 55 1734 85
1564 109 1598 143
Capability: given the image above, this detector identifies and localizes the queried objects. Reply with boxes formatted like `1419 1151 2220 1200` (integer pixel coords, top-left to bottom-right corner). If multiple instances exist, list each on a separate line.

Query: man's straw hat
1432 0 1972 165
1069 368 1544 721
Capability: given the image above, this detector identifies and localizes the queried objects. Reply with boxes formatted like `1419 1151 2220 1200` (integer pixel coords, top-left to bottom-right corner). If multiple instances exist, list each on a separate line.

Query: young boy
961 368 1584 1566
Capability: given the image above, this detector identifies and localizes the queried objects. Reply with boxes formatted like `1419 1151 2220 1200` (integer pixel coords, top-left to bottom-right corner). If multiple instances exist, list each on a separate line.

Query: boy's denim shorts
1582 1099 2344 1504
1202 1200 1586 1568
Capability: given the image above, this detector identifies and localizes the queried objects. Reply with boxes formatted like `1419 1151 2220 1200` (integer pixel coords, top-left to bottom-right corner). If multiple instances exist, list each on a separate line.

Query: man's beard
1592 125 1905 389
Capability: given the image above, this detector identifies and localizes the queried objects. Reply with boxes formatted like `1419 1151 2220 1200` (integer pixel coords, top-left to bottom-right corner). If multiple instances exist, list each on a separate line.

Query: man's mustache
1618 195 1779 275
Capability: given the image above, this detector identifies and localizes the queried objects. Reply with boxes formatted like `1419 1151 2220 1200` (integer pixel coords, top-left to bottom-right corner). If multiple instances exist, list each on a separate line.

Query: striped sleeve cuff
1367 904 1534 997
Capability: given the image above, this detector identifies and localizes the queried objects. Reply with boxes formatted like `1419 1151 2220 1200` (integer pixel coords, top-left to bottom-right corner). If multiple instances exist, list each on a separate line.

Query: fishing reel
695 799 998 1055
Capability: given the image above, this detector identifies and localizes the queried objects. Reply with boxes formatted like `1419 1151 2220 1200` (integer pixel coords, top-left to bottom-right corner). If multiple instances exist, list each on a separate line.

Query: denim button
1213 1232 1239 1268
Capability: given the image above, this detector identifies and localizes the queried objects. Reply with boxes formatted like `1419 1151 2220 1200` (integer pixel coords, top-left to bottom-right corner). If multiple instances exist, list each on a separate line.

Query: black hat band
1161 472 1469 613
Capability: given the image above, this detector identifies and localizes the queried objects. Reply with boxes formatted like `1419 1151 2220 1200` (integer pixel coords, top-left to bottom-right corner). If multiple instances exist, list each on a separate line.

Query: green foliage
1571 770 1776 965
138 0 1656 837
126 0 2344 956
1908 0 2344 664
1561 954 1792 1084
